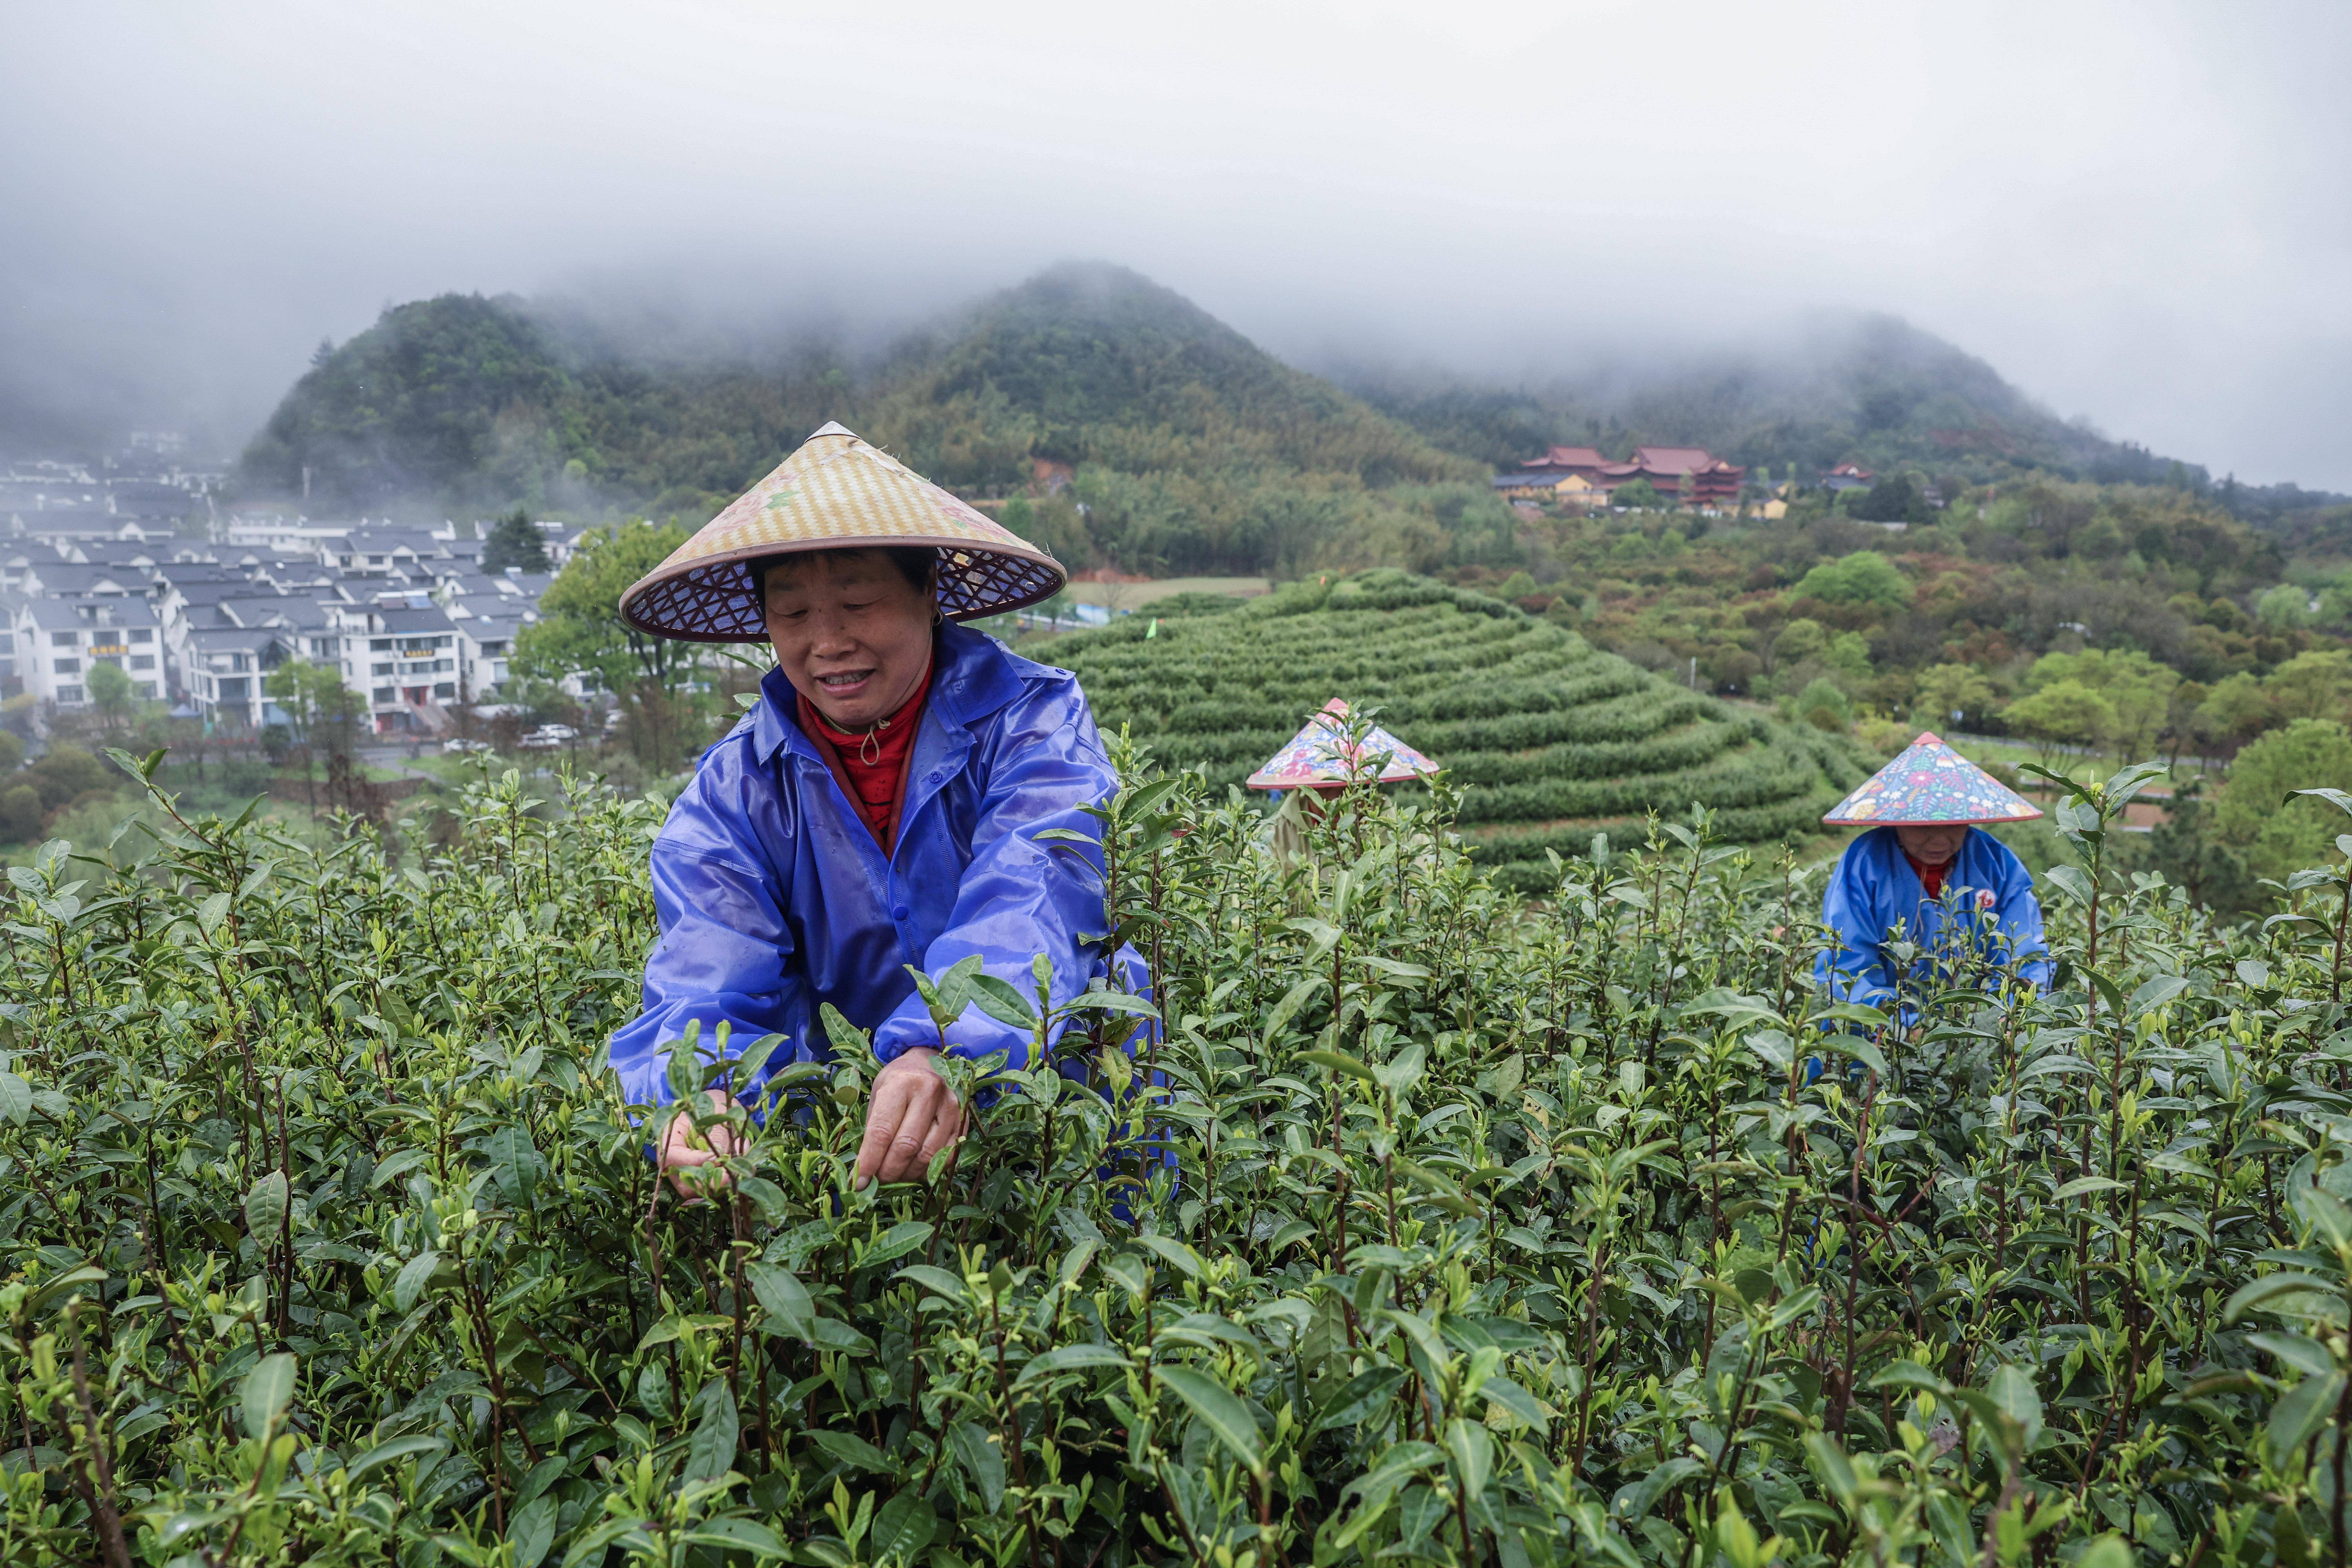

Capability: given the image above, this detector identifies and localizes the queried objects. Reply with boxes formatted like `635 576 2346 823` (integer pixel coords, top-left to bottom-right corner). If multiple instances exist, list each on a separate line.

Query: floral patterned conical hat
1822 731 2041 826
618 422 1066 642
1247 700 1441 791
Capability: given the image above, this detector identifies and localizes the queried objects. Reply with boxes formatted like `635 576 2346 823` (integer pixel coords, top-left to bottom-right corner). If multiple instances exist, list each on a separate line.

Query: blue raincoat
1814 825 2051 1013
609 624 1146 1111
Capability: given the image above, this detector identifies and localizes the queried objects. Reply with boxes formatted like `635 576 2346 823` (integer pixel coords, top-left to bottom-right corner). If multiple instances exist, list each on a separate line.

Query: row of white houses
0 511 577 733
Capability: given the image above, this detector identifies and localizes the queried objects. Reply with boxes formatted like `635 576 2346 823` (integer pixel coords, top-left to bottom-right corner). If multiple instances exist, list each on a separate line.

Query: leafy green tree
2263 649 2352 724
0 731 21 772
1825 630 1873 688
0 783 36 842
2146 779 2254 912
1790 550 1910 610
483 507 552 573
2255 582 2311 629
1849 474 1925 524
24 745 113 812
1495 570 1538 601
265 659 361 744
1911 663 1997 729
83 660 136 732
2194 671 2273 750
2004 679 2116 768
516 521 695 693
1792 677 1851 731
1611 477 1662 510
266 660 366 812
2024 648 2178 764
1770 617 1827 672
2210 718 2352 882
515 519 699 766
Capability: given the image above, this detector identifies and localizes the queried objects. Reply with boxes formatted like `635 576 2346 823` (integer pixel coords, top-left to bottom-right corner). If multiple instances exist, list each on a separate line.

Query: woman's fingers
857 1069 935 1186
913 1096 963 1180
856 1050 964 1187
660 1089 742 1197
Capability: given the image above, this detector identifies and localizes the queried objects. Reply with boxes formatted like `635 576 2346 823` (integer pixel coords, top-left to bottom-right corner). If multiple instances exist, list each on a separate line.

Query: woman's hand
856 1047 966 1188
657 1089 744 1198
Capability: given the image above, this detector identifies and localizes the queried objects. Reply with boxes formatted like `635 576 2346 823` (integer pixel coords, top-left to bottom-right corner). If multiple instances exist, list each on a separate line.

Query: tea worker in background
606 423 1143 1192
1815 732 2052 1016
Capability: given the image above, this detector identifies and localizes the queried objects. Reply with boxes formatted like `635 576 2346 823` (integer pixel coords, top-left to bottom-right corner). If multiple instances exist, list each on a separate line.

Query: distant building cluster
1491 445 1750 511
1490 448 1915 519
0 454 593 736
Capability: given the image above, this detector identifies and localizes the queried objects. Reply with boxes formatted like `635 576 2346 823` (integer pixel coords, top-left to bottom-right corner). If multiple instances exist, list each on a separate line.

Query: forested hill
857 265 1475 494
232 264 1488 573
1335 314 2223 494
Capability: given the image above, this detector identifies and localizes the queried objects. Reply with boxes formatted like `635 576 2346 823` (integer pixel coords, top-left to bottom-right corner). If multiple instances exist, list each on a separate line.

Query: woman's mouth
817 669 874 691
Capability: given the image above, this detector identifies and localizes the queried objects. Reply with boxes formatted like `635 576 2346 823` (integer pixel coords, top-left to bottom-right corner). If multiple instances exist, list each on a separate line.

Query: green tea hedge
7 747 2352 1566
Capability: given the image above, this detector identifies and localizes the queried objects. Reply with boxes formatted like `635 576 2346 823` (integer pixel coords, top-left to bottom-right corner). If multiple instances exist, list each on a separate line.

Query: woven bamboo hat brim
617 422 1067 642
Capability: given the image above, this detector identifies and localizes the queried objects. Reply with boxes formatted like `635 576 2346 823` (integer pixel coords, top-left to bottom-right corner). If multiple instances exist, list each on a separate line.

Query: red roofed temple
1506 443 1746 508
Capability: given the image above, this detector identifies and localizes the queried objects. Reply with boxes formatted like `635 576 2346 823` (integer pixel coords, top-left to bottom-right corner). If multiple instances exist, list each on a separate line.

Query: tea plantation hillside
1033 570 1870 884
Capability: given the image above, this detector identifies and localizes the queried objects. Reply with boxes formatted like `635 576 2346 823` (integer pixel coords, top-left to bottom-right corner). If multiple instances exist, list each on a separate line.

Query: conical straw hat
1821 731 2042 826
617 422 1067 642
1247 700 1441 791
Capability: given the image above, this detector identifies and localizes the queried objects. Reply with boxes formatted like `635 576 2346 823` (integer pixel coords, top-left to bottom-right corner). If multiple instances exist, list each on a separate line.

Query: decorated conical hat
617 422 1066 642
1246 700 1441 791
1821 731 2042 826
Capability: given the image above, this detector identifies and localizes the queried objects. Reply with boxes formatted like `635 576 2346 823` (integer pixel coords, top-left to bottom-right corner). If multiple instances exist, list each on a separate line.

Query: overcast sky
3 0 2347 487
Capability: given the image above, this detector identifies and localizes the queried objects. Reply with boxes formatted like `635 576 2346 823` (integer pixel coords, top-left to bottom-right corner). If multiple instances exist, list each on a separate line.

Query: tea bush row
1138 695 1727 779
1452 744 1823 828
1468 793 1839 893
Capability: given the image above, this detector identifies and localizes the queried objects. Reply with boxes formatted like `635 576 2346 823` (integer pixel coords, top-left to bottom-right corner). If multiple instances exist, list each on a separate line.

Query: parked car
443 738 494 754
519 724 579 750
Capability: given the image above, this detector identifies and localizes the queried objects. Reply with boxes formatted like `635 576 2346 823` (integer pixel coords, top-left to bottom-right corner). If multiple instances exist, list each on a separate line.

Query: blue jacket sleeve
871 679 1118 1070
1815 842 1896 1009
608 759 804 1110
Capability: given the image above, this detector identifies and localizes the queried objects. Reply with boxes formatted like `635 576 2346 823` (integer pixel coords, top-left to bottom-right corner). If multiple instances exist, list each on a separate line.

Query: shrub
1790 549 1911 609
1612 476 1663 509
1793 676 1851 730
0 782 38 841
2210 716 2352 882
24 744 112 810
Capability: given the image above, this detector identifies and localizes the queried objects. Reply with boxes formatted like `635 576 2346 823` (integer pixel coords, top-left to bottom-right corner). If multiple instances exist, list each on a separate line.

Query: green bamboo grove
7 742 2352 1565
1033 571 1872 890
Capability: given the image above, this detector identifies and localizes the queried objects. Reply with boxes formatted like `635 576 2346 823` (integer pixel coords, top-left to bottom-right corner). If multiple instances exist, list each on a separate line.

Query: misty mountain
1327 313 2201 489
234 292 842 518
236 261 2342 571
234 264 1478 543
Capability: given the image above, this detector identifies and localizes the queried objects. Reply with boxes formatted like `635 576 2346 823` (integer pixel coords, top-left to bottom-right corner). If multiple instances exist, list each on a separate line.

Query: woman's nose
806 613 857 654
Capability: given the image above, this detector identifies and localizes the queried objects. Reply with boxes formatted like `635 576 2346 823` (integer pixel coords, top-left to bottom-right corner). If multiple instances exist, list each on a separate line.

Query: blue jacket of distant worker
1813 825 2051 1011
609 624 1149 1109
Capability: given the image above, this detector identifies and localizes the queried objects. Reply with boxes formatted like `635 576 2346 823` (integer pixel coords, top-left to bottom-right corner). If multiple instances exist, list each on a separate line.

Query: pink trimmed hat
1821 731 2042 826
1246 700 1441 792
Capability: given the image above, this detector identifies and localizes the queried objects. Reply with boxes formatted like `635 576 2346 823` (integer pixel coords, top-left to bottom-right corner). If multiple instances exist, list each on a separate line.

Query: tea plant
2 739 2352 1566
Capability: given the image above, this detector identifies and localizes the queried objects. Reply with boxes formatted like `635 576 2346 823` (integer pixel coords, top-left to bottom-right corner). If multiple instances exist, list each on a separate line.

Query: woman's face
762 551 936 729
1893 823 1969 869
